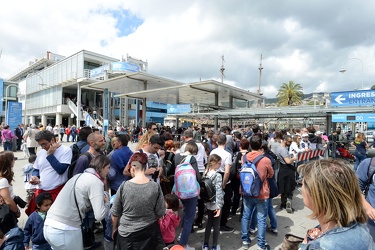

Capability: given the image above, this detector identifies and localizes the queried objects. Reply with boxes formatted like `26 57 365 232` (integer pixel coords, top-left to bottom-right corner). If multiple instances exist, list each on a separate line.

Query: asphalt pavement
11 141 335 250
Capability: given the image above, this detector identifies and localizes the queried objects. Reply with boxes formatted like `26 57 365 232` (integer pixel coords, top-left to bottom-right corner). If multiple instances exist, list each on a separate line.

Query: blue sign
332 113 375 122
90 65 110 78
85 114 91 126
331 90 375 107
6 102 22 130
112 62 141 72
0 79 3 115
167 104 191 114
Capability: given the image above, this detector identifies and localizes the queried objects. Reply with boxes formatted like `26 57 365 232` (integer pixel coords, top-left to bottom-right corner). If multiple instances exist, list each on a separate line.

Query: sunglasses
152 128 157 131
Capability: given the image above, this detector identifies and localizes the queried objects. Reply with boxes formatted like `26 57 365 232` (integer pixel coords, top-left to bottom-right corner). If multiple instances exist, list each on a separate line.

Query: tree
277 80 304 106
371 85 375 90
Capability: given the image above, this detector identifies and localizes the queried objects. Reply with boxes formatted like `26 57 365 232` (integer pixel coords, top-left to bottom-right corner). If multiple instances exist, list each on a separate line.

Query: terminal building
2 50 375 136
2 50 264 130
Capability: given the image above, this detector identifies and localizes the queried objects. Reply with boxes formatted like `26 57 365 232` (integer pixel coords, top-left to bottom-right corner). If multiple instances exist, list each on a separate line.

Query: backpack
364 157 375 197
139 149 160 181
173 155 200 200
199 172 217 203
68 142 89 179
231 151 248 180
240 154 264 197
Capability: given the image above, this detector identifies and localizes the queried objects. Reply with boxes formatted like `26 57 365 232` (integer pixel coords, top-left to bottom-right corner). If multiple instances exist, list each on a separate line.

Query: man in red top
241 135 274 250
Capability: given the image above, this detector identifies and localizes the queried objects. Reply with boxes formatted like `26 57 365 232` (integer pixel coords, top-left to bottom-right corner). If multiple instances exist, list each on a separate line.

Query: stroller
336 146 356 163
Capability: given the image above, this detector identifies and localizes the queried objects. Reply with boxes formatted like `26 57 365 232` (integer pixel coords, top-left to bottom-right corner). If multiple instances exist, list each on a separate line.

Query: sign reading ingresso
331 90 375 107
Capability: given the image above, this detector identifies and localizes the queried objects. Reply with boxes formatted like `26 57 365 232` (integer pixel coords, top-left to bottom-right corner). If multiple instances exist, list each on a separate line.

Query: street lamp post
339 57 364 89
4 84 18 125
25 73 44 124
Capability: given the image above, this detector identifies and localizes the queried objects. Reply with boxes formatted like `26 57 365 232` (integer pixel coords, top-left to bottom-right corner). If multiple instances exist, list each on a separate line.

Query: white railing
67 99 78 117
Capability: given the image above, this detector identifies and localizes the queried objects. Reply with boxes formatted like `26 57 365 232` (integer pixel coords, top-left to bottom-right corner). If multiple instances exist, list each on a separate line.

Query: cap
315 131 322 135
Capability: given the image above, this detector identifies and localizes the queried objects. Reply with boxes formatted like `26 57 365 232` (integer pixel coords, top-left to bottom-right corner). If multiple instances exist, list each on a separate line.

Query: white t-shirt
53 127 59 135
0 178 15 198
34 145 72 190
210 148 232 173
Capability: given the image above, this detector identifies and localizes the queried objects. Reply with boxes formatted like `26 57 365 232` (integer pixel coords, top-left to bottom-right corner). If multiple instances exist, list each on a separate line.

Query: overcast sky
1 0 375 98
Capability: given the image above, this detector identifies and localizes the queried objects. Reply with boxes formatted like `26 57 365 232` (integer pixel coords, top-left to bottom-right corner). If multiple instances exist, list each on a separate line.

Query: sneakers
194 221 203 228
257 243 271 250
249 227 257 237
202 243 209 250
242 241 250 249
184 245 195 250
279 204 286 210
286 199 294 213
211 245 220 250
266 227 278 236
219 225 234 233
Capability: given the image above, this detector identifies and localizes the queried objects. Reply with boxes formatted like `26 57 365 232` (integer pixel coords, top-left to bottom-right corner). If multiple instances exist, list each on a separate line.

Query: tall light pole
4 84 18 125
339 57 364 89
25 72 44 124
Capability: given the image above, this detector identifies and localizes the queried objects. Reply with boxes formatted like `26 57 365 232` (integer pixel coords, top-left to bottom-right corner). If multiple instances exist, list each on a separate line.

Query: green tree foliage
371 85 375 90
277 80 304 106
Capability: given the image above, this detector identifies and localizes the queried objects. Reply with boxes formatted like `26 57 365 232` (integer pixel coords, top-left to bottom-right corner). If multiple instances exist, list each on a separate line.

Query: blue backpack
240 155 264 196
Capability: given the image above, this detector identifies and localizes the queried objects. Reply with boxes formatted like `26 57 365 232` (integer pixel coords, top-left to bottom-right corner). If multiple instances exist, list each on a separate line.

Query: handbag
281 233 304 250
73 174 96 250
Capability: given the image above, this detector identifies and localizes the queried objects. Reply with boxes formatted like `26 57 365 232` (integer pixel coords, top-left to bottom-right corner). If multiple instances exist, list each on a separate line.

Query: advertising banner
167 104 191 114
6 102 22 130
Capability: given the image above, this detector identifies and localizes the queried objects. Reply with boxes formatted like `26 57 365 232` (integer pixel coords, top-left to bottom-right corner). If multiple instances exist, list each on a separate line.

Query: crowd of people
0 121 375 249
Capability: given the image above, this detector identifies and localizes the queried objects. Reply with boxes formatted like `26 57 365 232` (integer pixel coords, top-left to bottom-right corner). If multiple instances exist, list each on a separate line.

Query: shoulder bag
73 174 96 250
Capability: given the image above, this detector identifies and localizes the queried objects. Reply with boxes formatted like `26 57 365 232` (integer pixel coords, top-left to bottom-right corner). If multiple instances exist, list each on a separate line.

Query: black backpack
68 142 88 179
199 173 217 203
231 151 248 180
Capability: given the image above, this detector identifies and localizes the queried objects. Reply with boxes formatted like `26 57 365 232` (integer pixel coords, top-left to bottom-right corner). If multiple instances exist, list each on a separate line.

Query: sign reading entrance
331 90 375 107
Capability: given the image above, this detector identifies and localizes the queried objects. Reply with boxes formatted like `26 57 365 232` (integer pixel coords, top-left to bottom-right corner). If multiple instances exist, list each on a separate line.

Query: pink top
1 129 17 141
158 209 181 244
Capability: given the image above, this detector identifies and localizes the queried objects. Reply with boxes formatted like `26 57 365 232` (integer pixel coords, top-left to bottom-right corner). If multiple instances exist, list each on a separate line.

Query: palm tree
277 80 304 106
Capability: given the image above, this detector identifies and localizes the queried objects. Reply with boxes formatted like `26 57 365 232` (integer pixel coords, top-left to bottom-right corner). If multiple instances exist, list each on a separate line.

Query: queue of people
1 122 375 250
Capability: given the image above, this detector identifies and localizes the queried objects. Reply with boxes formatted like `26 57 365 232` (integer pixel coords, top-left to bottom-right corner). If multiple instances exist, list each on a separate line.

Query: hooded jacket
158 209 181 244
245 151 274 200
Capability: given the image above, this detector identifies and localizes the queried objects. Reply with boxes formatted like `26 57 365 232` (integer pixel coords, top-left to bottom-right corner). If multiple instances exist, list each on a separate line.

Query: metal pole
4 84 18 125
339 57 364 89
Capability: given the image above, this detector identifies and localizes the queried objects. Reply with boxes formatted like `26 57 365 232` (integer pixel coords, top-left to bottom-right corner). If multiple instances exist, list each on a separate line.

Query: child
22 155 37 207
21 139 30 158
158 194 181 247
23 192 53 250
202 154 224 250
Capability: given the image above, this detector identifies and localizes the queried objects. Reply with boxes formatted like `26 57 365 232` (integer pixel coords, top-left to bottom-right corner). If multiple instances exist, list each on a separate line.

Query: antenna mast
258 53 263 96
220 55 225 83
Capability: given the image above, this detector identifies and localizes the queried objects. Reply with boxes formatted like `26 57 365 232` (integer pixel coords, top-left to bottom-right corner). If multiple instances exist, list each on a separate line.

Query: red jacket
245 151 274 199
158 209 181 244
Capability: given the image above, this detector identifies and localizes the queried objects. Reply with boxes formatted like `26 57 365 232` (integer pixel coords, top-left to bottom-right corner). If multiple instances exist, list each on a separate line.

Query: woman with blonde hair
136 130 157 151
351 132 368 171
299 159 374 249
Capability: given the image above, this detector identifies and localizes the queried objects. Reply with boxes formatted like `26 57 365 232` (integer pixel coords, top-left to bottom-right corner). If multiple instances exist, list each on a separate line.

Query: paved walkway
11 141 317 250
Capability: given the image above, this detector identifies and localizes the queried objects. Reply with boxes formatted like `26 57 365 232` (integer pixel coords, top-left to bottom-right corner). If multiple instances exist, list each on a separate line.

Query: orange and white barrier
297 149 325 162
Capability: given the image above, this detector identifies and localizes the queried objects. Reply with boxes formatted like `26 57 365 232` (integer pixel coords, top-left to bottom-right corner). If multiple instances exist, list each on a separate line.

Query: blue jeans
3 141 12 151
354 153 367 172
249 198 277 231
180 196 198 246
241 197 268 249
